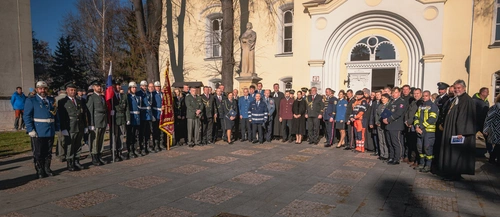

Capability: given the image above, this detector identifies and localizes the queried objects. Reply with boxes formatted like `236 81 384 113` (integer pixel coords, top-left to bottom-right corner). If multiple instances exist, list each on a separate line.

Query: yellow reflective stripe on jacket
416 107 436 132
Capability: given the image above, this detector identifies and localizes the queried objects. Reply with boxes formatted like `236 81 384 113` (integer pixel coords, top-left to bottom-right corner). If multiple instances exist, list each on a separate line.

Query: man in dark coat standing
439 79 476 181
306 87 324 145
383 87 408 165
271 83 285 140
201 86 216 145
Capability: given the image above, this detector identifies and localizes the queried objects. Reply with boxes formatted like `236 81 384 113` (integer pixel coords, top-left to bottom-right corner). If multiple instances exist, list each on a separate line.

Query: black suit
201 94 215 143
306 94 324 143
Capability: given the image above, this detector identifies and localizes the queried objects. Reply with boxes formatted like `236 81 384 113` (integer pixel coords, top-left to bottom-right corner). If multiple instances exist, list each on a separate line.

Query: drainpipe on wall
467 0 475 93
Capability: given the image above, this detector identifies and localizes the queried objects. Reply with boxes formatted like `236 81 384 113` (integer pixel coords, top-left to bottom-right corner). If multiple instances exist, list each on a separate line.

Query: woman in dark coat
292 91 307 143
222 92 238 144
484 94 500 165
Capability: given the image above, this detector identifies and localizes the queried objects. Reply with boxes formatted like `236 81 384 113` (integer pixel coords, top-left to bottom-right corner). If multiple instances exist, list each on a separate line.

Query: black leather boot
67 159 76 171
74 159 84 170
43 159 54 176
34 161 46 178
92 154 102 166
97 153 108 165
114 151 123 162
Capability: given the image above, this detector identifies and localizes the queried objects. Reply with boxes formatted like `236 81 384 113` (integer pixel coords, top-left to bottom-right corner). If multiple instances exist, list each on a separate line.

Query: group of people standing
17 76 499 181
21 79 167 178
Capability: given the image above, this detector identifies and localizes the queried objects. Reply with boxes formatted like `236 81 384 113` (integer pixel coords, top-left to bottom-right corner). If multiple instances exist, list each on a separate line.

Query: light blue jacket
23 95 59 137
238 95 254 118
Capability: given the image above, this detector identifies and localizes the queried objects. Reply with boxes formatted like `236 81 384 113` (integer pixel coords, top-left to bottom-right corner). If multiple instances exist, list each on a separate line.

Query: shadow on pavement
377 177 432 217
0 156 33 166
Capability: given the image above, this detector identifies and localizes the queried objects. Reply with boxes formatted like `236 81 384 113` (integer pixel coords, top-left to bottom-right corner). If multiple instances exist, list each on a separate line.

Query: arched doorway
345 36 401 91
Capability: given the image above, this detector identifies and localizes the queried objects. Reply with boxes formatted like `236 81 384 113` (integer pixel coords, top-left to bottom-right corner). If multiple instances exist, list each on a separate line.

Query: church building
159 0 500 101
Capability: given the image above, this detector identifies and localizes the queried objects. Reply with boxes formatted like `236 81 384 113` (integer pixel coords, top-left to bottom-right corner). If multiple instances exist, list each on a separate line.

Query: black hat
91 80 102 86
113 79 122 85
355 90 364 96
437 82 449 90
290 89 295 94
65 82 77 89
301 87 309 92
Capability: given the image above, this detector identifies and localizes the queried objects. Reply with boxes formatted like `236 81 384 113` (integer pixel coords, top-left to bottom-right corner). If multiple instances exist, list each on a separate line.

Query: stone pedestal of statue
236 75 262 93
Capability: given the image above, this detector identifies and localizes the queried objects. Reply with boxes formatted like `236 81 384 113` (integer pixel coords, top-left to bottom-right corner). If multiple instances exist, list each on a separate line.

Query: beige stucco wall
159 0 500 100
159 0 311 92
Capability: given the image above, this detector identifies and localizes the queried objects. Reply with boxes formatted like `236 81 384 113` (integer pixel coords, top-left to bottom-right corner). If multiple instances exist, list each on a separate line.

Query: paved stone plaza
0 140 499 217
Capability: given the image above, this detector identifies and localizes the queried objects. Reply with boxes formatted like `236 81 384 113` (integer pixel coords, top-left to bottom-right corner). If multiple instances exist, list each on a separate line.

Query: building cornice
303 0 347 16
308 60 326 67
345 60 402 69
416 0 447 4
422 54 444 62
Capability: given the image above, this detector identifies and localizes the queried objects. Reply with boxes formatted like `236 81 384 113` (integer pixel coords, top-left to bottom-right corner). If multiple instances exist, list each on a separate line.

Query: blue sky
31 0 77 51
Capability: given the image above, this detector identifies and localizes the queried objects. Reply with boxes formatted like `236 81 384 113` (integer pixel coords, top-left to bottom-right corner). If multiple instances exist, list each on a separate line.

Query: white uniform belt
34 118 55 123
153 107 162 111
130 111 140 114
140 106 151 110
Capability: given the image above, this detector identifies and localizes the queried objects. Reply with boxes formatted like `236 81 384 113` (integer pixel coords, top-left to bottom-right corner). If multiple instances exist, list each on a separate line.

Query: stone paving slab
0 139 499 217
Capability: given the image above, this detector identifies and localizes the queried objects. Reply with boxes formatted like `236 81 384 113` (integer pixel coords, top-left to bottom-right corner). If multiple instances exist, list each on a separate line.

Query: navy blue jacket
248 99 268 124
323 96 338 121
238 95 254 118
127 93 142 126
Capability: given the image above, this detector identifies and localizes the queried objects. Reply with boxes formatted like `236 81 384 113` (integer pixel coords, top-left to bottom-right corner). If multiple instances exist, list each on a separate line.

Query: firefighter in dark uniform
139 81 154 155
126 81 141 159
383 87 408 165
23 81 59 178
414 90 439 173
57 82 88 171
152 81 163 151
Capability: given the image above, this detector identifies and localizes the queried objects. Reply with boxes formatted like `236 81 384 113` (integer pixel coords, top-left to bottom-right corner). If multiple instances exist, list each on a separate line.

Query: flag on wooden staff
159 61 175 149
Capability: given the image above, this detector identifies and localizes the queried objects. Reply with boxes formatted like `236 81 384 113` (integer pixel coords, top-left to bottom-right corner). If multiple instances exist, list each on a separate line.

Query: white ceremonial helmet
128 81 137 88
36 81 48 88
154 81 161 87
140 80 148 86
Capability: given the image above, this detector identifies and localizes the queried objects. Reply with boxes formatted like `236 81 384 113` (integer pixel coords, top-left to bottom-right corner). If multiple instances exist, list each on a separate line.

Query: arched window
350 36 396 61
210 18 222 58
283 9 293 53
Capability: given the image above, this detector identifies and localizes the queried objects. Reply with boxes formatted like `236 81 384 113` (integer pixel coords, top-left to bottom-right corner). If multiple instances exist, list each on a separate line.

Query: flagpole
110 61 115 163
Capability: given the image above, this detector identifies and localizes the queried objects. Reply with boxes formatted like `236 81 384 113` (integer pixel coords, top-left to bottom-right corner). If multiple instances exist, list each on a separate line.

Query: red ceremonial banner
159 61 175 148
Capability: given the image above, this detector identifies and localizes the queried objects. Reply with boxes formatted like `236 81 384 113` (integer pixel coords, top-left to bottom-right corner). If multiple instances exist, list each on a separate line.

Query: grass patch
0 131 32 157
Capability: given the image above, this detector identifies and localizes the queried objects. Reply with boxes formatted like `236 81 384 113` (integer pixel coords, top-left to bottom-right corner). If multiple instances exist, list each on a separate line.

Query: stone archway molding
323 10 425 91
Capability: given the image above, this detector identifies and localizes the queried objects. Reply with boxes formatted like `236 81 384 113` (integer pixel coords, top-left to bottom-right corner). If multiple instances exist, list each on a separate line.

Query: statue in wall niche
240 22 257 77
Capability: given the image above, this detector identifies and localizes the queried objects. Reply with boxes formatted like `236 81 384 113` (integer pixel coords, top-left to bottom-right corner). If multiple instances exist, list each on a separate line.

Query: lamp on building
344 74 351 88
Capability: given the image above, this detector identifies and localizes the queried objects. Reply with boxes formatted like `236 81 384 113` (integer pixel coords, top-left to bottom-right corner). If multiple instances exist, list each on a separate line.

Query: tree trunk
165 0 185 83
133 0 161 82
221 0 234 91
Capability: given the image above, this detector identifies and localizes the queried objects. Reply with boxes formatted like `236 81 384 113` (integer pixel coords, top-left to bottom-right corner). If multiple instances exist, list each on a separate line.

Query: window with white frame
283 9 293 53
280 77 293 92
495 0 500 42
210 18 222 58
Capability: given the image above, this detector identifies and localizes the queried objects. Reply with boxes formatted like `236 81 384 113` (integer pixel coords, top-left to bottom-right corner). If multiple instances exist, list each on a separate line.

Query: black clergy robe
272 91 285 137
439 93 476 176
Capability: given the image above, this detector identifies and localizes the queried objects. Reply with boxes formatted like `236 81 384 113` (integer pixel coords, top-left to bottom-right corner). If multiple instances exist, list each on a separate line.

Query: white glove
89 126 95 131
62 130 69 136
84 128 88 133
126 121 130 125
28 130 37 137
111 110 115 116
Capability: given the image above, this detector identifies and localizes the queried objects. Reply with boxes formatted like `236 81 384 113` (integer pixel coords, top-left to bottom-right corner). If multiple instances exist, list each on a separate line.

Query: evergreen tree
49 36 85 89
32 31 53 82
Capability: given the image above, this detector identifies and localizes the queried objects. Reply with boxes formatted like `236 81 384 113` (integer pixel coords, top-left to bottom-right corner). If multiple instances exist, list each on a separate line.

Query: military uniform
186 93 204 146
201 93 216 144
414 99 439 172
58 85 88 171
126 89 142 158
24 82 59 178
111 90 129 161
152 90 163 151
306 94 324 144
434 82 450 167
238 95 254 141
214 94 225 141
54 91 67 161
323 95 338 147
86 83 108 166
385 97 408 164
139 89 154 154
279 96 295 142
